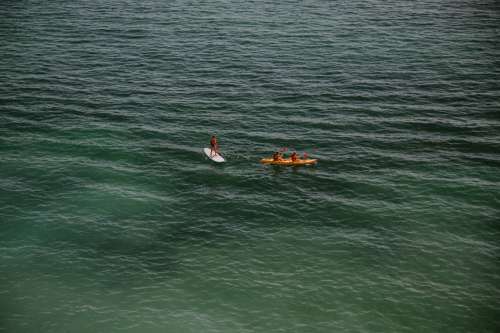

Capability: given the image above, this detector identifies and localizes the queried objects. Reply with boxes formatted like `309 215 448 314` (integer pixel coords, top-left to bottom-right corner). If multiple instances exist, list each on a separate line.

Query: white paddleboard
204 148 225 163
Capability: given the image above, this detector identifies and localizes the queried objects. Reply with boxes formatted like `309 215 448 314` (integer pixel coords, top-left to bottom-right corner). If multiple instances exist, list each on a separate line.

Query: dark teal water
1 0 500 332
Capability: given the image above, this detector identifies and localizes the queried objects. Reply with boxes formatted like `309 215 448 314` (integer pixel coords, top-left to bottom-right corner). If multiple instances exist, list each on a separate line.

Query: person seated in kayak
272 151 282 161
291 152 298 162
210 135 218 156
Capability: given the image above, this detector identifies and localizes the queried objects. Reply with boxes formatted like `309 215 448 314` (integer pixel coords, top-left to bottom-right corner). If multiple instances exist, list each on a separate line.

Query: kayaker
291 152 298 162
272 151 281 161
210 135 218 156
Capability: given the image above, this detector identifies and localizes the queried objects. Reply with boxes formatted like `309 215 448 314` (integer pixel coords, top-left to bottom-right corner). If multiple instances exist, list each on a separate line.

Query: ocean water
1 0 500 332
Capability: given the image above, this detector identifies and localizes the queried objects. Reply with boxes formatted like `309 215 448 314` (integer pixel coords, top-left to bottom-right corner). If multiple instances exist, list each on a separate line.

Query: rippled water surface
1 0 500 332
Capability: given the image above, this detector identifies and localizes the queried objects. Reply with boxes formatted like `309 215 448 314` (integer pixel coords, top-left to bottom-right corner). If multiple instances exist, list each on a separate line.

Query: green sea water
1 0 499 332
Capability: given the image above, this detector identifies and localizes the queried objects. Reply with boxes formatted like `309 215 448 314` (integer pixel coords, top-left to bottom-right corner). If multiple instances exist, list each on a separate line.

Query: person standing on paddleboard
210 135 218 157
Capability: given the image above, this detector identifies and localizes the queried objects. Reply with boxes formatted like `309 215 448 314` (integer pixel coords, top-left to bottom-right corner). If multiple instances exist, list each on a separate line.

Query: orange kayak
260 158 318 166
